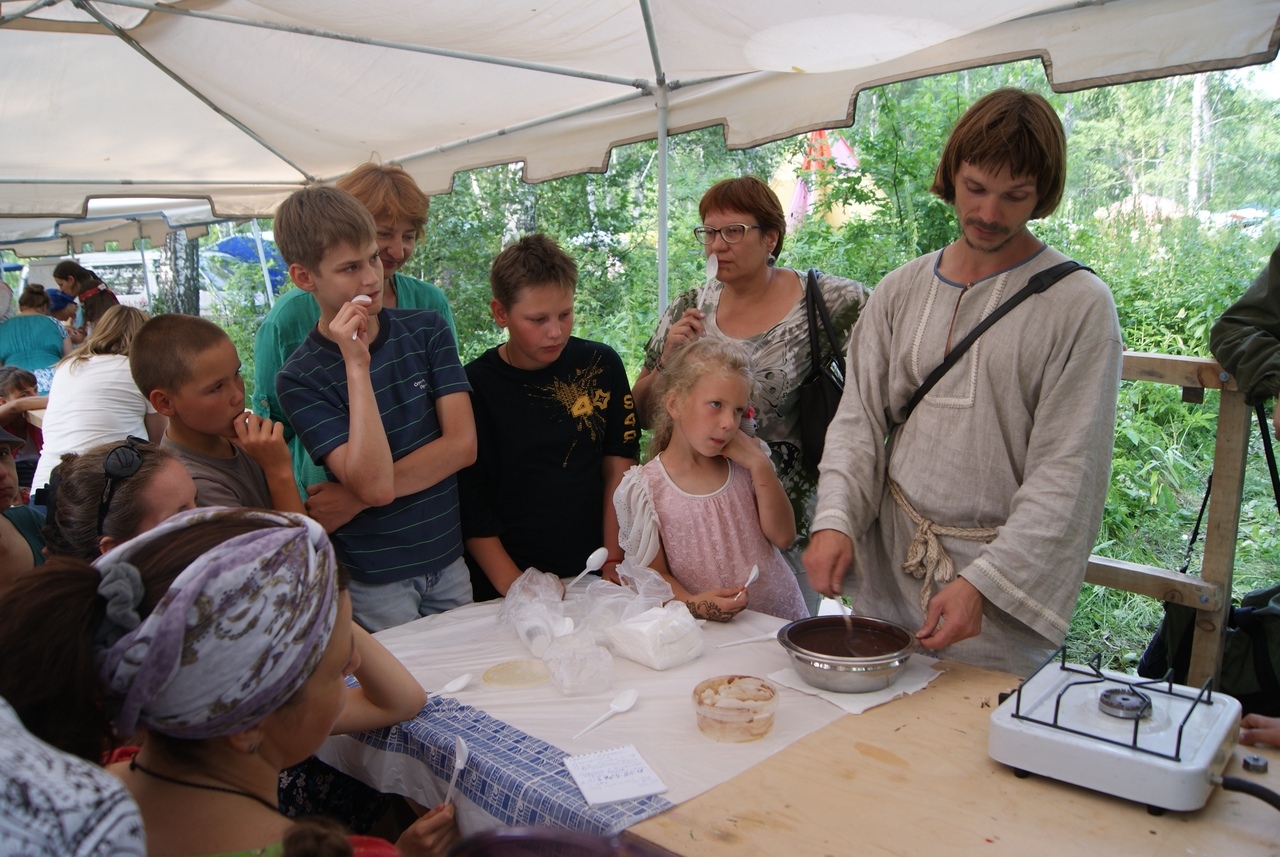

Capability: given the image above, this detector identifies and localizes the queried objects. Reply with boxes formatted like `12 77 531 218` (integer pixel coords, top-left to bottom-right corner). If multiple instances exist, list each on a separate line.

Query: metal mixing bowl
777 615 915 693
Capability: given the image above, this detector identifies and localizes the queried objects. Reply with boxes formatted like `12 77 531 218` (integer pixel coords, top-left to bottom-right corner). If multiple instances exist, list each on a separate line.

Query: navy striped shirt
277 308 471 583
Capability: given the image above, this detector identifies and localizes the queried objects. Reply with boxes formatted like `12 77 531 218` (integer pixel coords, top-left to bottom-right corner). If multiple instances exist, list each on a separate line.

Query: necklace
129 758 280 813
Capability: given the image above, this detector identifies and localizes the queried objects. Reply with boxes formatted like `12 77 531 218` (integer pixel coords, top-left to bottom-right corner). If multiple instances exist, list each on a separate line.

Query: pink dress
614 456 807 621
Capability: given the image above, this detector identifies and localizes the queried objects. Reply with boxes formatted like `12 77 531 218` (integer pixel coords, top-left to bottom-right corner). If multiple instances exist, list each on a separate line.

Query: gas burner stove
988 649 1242 812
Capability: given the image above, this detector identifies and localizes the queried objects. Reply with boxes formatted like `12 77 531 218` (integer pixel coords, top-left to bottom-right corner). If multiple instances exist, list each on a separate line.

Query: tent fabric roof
0 197 216 256
1 0 1278 219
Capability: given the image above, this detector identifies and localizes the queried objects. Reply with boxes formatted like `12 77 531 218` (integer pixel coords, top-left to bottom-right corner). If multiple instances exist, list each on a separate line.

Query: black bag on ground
798 268 845 472
1137 401 1280 716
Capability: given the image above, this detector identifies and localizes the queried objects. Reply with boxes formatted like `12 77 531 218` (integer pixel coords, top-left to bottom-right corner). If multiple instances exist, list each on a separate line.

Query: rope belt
888 479 997 612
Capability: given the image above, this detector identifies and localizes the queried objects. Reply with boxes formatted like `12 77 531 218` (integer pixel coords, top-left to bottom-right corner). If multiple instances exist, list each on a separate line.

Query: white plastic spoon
732 564 759 601
349 294 372 339
438 673 471 694
565 546 610 591
573 688 638 739
716 632 777 648
443 735 469 804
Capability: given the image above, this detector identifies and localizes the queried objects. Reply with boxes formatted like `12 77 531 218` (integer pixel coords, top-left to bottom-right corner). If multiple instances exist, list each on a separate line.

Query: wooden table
627 660 1280 856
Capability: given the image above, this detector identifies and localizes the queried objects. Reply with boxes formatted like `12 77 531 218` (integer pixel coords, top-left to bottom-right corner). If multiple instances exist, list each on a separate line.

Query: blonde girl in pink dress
614 338 807 621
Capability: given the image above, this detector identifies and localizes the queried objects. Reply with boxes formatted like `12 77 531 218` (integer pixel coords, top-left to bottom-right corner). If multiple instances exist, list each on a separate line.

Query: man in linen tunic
805 89 1123 675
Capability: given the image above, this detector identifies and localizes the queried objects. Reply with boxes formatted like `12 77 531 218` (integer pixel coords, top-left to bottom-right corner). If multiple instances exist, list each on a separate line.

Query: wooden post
1186 385 1249 688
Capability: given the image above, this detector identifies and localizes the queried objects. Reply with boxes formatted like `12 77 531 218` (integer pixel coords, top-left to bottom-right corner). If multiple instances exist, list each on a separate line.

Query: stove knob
1242 754 1269 774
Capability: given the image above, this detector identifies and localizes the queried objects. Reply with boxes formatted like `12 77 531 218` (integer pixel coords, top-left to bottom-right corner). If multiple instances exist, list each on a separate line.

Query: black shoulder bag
900 260 1089 422
799 268 846 471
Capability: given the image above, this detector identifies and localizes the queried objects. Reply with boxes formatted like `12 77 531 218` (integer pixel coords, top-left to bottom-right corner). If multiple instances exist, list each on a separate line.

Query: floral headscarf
95 508 339 740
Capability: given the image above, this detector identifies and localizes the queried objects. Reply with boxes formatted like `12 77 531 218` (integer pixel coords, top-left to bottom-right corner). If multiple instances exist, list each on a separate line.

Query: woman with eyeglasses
630 176 868 614
0 508 458 857
40 437 198 560
30 305 166 501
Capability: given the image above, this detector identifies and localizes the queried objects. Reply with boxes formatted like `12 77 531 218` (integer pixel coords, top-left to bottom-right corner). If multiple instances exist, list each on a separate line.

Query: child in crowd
130 314 303 513
275 186 476 632
254 162 456 503
30 305 165 496
52 260 116 336
615 337 806 621
0 426 44 594
459 234 639 600
0 366 46 496
41 438 196 559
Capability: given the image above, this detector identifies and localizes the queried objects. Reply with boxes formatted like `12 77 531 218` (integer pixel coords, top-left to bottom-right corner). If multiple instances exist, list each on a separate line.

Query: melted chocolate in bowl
792 620 910 658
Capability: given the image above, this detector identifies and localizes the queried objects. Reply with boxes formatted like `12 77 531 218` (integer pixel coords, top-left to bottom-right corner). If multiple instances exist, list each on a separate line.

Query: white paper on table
563 744 667 806
768 658 944 715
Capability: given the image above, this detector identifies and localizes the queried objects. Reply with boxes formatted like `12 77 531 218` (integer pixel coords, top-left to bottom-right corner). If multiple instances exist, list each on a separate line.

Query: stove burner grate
1007 648 1221 763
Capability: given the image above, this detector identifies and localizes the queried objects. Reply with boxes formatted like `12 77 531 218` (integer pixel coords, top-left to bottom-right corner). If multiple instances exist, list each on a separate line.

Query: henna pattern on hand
687 599 735 622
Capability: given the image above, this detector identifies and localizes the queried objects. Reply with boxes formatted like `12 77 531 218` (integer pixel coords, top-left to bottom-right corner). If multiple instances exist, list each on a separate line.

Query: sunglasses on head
98 436 147 537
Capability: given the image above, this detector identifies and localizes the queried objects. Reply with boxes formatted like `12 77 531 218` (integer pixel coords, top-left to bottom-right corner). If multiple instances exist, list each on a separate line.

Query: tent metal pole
251 219 274 309
136 222 155 307
656 84 669 312
639 0 669 311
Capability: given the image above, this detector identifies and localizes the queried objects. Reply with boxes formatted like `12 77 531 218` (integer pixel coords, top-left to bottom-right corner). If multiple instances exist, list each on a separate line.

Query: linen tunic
616 456 807 621
813 245 1123 675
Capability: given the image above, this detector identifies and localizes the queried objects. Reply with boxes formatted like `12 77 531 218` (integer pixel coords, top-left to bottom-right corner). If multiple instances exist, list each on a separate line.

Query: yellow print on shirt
537 354 611 466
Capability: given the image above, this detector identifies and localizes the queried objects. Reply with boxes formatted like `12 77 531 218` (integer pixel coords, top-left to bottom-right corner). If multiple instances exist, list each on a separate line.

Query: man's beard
962 218 1018 254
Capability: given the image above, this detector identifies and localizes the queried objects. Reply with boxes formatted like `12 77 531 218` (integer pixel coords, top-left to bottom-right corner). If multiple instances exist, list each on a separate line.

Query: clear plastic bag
498 568 572 656
543 630 614 696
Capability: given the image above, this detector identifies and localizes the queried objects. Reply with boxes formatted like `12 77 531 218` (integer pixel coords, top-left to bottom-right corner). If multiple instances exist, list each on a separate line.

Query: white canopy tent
2 0 1278 295
0 196 217 257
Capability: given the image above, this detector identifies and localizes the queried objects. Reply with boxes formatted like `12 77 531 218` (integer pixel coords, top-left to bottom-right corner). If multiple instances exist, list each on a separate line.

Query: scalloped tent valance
2 0 1277 219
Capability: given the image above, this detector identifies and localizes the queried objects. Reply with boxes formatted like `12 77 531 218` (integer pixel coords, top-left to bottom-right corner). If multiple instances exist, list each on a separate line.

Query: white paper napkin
769 657 943 715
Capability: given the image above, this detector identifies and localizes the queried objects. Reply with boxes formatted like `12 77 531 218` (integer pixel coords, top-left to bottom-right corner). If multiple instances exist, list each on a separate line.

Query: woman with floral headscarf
0 508 458 857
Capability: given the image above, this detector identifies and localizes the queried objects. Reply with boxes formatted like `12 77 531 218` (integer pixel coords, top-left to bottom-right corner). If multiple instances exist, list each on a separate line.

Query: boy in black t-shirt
460 234 639 601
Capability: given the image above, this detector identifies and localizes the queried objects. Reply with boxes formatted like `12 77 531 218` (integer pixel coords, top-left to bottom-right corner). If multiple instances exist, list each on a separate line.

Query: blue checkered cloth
350 696 673 835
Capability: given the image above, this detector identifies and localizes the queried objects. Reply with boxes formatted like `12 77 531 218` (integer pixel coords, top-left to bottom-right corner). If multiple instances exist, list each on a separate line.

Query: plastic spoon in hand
573 688 638 739
732 564 759 601
438 673 471 694
443 735 469 805
565 546 609 590
349 294 372 339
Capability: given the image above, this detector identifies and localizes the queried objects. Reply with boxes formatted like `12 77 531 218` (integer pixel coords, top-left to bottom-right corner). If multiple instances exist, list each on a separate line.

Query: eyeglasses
98 436 146 536
693 223 763 245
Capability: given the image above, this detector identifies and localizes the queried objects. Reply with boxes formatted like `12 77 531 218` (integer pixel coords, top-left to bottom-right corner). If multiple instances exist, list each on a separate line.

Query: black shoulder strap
901 260 1090 422
805 268 843 379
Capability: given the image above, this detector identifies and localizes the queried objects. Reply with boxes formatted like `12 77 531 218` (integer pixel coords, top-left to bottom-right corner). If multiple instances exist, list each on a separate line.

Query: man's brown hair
274 186 377 272
130 313 233 398
489 234 578 308
930 88 1067 220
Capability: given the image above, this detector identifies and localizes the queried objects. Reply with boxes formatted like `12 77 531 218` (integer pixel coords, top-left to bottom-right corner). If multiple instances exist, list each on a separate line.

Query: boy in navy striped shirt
275 186 477 630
